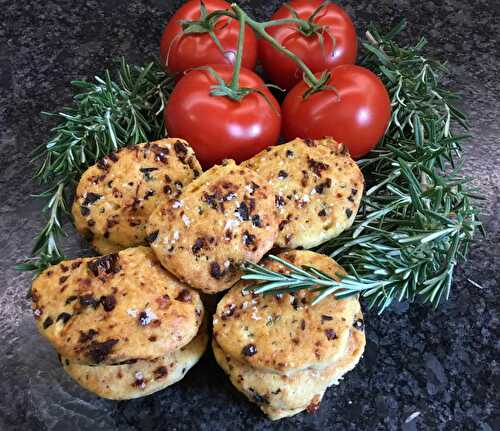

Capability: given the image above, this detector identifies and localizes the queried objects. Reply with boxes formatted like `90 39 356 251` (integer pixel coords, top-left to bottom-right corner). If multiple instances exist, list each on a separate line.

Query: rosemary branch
242 255 389 304
17 59 173 274
243 21 483 313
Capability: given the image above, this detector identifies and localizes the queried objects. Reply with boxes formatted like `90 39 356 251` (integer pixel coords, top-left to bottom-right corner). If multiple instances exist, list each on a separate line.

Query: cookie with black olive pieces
241 138 364 249
31 246 204 365
213 318 365 420
72 139 202 254
62 319 208 400
147 159 279 294
213 250 359 372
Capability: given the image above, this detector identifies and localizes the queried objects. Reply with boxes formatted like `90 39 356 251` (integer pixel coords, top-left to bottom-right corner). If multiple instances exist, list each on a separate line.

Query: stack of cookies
32 136 367 417
32 247 206 399
213 250 366 420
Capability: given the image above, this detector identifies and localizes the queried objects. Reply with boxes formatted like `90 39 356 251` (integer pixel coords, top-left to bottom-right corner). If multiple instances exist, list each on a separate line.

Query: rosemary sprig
242 255 388 304
17 59 173 274
243 21 483 313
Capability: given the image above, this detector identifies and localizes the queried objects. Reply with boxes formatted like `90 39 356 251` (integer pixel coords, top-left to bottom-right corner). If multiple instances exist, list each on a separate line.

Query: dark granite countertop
1 1 499 430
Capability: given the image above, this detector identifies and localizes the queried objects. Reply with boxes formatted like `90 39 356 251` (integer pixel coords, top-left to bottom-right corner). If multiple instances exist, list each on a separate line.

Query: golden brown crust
213 323 365 420
62 321 208 400
72 139 202 254
242 138 364 249
31 247 204 365
147 160 279 294
213 250 360 372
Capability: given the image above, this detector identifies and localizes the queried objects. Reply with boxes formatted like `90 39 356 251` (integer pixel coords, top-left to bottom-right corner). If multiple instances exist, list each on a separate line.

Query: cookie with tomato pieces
147 159 279 294
31 247 204 365
61 320 208 400
212 250 360 373
212 316 365 420
241 137 364 249
72 138 202 255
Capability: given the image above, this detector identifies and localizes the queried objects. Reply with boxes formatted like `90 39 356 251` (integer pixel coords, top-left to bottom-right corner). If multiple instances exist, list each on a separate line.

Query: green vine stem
230 5 245 92
204 4 325 90
194 6 281 109
230 3 320 87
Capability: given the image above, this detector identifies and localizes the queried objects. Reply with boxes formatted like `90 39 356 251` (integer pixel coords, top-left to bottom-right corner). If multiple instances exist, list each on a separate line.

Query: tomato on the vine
165 64 281 169
282 65 391 158
160 0 257 74
259 0 357 90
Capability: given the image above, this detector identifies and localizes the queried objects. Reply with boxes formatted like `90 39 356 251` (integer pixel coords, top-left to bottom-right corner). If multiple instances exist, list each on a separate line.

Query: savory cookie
242 138 364 249
31 247 204 365
213 322 365 420
62 320 208 400
72 139 202 254
147 160 279 294
213 250 360 372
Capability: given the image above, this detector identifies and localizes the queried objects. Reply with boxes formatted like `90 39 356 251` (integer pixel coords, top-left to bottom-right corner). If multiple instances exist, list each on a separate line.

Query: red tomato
160 0 257 74
165 64 281 168
282 65 391 158
259 0 357 90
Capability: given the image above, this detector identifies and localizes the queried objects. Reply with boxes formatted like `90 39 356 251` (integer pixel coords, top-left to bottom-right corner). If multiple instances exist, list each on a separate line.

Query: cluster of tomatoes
160 0 391 168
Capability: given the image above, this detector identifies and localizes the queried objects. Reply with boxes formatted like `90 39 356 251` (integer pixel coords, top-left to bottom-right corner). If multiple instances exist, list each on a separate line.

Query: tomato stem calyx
302 70 339 99
278 1 338 64
193 65 280 113
179 0 229 56
282 0 330 38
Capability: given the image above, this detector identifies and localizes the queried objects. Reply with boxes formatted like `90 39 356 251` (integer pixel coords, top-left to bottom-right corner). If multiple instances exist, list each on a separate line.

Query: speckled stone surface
0 1 499 430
